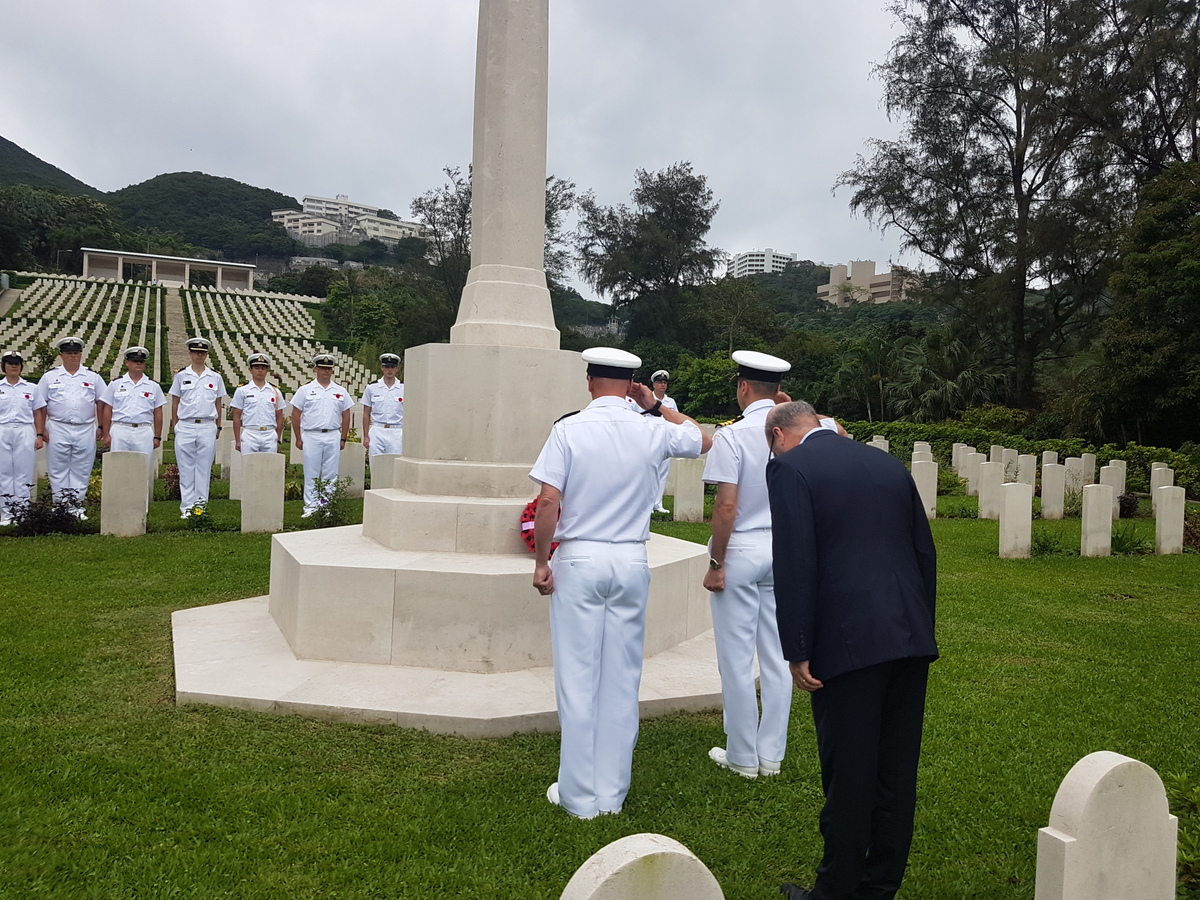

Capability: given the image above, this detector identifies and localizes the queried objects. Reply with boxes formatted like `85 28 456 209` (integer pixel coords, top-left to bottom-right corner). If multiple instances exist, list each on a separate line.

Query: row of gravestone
552 751 1178 900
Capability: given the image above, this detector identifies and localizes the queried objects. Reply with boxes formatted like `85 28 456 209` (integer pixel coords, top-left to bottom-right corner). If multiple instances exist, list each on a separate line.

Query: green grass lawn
1 513 1197 898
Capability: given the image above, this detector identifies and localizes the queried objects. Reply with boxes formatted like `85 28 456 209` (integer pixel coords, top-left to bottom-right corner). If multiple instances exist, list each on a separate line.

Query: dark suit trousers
808 657 930 900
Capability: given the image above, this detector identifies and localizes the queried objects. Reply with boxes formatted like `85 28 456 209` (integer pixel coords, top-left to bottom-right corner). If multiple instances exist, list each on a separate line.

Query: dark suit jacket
767 428 938 681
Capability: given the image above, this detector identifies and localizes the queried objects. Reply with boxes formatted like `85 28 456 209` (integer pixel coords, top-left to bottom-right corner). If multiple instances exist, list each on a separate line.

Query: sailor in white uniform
290 353 353 517
0 350 44 524
169 337 228 517
530 347 712 819
702 350 796 779
34 336 106 517
99 346 166 492
647 369 679 513
231 353 284 454
361 352 404 458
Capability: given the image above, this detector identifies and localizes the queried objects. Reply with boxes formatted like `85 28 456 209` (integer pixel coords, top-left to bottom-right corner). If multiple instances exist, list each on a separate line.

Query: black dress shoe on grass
779 884 812 900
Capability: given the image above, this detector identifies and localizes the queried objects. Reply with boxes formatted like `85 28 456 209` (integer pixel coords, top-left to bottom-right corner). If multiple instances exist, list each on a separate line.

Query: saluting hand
627 382 654 409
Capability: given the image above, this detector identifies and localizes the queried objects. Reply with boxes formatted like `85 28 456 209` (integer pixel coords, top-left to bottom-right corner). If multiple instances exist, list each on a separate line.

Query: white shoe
758 758 782 777
301 510 314 518
709 746 758 778
547 782 597 819
654 505 669 514
181 513 190 520
76 511 88 521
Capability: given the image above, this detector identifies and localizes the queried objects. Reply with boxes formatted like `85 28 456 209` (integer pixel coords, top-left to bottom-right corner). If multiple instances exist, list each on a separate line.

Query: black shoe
779 884 812 900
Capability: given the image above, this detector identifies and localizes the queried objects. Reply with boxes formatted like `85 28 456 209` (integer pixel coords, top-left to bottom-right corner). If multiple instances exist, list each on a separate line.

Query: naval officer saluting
702 350 794 779
34 336 106 518
530 347 712 820
99 345 166 490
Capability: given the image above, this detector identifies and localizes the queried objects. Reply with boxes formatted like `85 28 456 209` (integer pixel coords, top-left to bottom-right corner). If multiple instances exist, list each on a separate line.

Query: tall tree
837 0 1129 407
575 162 720 343
410 166 473 309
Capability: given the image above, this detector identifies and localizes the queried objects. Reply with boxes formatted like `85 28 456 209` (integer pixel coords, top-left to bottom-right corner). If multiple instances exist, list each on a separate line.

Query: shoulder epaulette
716 414 743 428
554 410 581 424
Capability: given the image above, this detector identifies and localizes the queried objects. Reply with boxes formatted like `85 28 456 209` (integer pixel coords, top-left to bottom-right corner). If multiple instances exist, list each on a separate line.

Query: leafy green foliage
307 476 353 528
1110 521 1153 555
106 172 303 259
0 184 122 270
5 489 84 536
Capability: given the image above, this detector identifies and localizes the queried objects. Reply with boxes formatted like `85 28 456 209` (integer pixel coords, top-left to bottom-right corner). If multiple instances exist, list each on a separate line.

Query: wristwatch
708 558 723 570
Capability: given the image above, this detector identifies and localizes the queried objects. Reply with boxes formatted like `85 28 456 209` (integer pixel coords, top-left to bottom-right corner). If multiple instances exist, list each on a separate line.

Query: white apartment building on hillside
816 260 916 307
302 194 381 226
727 248 797 278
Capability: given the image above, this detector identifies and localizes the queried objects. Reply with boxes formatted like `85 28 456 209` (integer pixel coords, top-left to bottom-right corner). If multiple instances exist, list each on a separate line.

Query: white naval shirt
702 397 775 532
530 395 703 543
36 366 107 424
230 381 284 428
169 366 227 420
0 377 43 425
292 379 354 430
100 374 166 424
361 379 404 425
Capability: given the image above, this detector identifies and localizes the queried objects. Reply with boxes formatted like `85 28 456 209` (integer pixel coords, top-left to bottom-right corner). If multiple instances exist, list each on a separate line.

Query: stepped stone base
172 596 723 738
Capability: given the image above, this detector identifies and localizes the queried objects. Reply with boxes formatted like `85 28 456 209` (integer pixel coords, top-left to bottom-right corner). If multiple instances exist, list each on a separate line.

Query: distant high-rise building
274 196 429 248
726 248 797 278
816 260 915 307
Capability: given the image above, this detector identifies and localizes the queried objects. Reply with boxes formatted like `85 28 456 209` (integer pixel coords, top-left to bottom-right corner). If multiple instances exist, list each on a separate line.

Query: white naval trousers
239 426 278 454
653 457 670 509
46 419 96 510
0 423 35 517
174 420 217 514
550 539 650 819
709 529 791 769
301 430 341 513
110 422 155 507
367 423 402 457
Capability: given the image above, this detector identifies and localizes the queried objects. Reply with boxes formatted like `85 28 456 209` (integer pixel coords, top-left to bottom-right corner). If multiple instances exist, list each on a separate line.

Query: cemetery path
164 288 188 373
0 288 20 316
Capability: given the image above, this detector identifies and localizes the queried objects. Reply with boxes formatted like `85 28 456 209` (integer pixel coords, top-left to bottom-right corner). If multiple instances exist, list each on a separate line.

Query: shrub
1184 508 1200 552
1164 772 1200 894
284 481 304 501
1110 521 1152 555
86 474 102 504
1031 527 1070 556
1117 492 1141 519
1063 488 1083 519
939 498 978 519
308 477 352 528
163 464 181 501
184 502 216 532
937 468 966 496
7 490 84 536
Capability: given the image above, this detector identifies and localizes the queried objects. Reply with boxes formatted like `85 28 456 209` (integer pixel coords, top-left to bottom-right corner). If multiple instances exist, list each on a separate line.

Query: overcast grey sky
1 0 913 294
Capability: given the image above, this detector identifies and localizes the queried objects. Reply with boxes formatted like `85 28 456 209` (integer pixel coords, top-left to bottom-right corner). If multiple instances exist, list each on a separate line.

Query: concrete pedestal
1000 481 1033 559
339 441 366 499
912 459 937 519
1081 484 1113 557
100 451 148 536
369 453 400 491
241 452 284 534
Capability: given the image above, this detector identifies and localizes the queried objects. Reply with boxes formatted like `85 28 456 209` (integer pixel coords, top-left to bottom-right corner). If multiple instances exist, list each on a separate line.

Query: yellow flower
192 506 204 515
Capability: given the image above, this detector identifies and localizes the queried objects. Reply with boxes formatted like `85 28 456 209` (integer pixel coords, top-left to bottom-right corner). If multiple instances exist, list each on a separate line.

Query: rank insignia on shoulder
716 414 743 428
554 410 581 423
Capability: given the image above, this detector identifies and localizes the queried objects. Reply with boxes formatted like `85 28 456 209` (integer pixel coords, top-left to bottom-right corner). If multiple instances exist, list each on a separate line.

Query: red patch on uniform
24 394 31 400
269 396 276 403
207 383 214 388
335 394 342 399
143 392 151 397
83 382 91 387
398 397 403 402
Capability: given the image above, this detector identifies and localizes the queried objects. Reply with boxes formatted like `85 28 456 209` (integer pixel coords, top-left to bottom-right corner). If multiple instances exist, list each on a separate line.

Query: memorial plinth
172 0 721 735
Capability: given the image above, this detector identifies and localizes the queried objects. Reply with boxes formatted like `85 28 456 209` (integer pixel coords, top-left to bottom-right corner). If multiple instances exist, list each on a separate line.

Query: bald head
764 400 819 454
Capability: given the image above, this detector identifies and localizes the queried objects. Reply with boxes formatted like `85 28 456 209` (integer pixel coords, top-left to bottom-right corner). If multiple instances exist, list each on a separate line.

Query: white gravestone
912 460 938 520
369 453 401 491
672 456 706 523
217 427 234 478
1041 464 1066 520
338 441 366 500
1064 457 1083 492
1042 450 1058 467
952 442 969 473
240 452 284 534
1150 461 1168 470
1002 447 1018 480
978 461 1003 520
1017 453 1036 486
1098 465 1121 520
1155 485 1185 555
913 441 931 454
1035 751 1177 900
229 448 244 501
868 438 890 453
100 451 148 537
989 444 1004 463
1108 459 1127 497
1080 452 1097 485
1000 481 1033 559
560 833 724 900
1080 483 1113 557
911 450 933 464
1149 466 1174 512
964 452 986 496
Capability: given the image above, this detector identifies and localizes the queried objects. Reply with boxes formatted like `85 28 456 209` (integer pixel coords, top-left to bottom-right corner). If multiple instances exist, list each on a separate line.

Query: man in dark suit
764 401 938 900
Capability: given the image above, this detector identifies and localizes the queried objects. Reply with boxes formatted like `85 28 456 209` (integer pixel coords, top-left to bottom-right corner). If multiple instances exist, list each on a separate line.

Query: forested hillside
0 136 100 197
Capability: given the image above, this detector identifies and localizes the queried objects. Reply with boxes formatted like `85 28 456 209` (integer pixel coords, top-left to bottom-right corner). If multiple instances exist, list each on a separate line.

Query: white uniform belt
113 421 152 427
0 421 32 427
373 423 401 428
250 425 273 431
556 538 646 546
49 418 95 426
303 428 339 433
